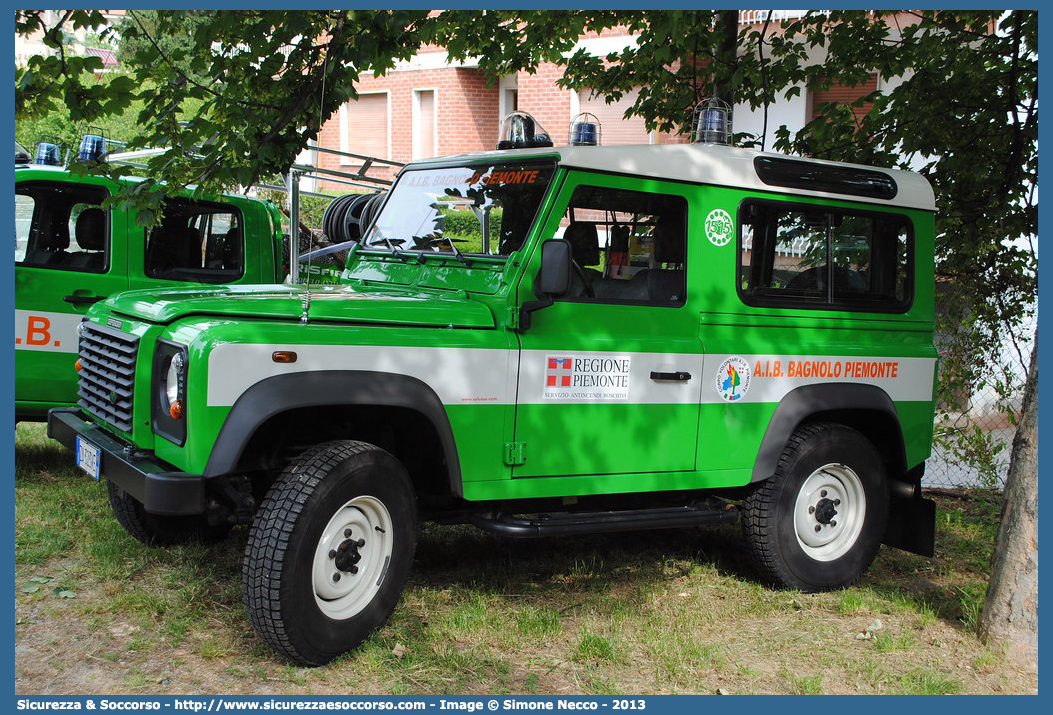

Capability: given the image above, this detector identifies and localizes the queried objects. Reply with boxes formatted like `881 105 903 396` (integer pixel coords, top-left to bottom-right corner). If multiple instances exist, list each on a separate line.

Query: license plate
76 437 102 481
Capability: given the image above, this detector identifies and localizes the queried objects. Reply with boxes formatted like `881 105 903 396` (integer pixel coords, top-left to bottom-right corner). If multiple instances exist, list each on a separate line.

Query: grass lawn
14 423 1036 695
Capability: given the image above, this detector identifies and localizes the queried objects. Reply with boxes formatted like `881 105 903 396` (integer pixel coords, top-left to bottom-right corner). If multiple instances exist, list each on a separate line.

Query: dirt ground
14 557 1039 696
13 605 1040 695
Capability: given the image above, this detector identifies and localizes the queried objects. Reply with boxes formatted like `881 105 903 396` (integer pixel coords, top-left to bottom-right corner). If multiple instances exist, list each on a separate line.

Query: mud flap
882 464 936 557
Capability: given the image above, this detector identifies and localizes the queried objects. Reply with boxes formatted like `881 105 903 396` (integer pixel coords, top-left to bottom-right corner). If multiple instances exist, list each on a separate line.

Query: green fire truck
48 115 937 665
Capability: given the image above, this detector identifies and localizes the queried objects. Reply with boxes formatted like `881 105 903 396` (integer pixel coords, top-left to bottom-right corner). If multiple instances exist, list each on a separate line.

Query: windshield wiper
360 237 413 264
441 237 469 264
370 237 408 260
410 237 470 264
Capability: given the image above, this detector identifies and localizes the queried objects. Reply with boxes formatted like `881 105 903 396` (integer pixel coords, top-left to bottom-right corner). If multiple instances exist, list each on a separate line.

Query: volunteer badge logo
704 208 734 247
716 356 751 402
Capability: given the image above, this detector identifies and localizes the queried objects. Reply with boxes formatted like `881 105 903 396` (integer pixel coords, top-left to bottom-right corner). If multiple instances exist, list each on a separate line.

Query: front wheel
243 440 417 665
742 423 888 592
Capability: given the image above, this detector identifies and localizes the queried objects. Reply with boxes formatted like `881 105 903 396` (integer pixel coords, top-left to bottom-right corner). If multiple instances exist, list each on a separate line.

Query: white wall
733 87 810 151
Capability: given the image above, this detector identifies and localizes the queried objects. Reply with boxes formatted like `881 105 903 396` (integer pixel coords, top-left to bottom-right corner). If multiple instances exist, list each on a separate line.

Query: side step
469 500 739 538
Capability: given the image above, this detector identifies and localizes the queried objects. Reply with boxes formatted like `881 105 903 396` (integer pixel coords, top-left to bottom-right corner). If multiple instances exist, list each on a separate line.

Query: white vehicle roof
411 142 936 212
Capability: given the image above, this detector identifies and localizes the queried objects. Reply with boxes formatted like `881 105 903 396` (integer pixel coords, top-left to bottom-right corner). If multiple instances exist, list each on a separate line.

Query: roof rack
273 145 405 281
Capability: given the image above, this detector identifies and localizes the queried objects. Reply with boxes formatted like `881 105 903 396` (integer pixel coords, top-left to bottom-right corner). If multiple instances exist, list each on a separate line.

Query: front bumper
47 407 206 516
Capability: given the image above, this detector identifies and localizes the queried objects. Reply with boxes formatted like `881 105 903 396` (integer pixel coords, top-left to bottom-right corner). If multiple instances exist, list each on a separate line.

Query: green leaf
136 210 156 229
53 589 77 599
21 584 40 594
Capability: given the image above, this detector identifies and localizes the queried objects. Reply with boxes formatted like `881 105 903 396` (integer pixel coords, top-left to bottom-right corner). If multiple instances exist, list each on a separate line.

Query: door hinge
503 442 527 466
507 306 521 330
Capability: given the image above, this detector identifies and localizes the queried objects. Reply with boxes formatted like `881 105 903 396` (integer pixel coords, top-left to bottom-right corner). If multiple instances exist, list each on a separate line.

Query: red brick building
311 13 893 191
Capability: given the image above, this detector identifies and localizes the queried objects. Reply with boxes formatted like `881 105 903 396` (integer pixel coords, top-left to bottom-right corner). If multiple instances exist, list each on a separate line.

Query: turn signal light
272 351 298 363
74 359 82 372
169 399 184 420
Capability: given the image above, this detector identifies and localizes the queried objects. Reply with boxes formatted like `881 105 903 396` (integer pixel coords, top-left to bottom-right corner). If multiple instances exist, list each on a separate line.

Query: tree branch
903 10 996 41
246 12 350 186
44 11 76 78
997 11 1025 206
758 13 773 151
127 10 277 111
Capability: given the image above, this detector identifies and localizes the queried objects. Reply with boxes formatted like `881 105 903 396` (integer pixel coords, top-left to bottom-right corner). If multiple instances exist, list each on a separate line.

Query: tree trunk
978 329 1038 670
715 10 739 106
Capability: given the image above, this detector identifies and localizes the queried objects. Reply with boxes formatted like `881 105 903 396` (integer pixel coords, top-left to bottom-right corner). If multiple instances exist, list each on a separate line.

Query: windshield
361 161 555 257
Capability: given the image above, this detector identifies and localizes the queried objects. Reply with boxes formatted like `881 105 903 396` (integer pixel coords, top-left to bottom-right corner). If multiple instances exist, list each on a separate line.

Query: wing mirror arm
519 239 571 331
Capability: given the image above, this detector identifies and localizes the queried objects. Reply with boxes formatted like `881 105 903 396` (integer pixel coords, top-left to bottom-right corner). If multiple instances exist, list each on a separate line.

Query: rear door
126 196 252 290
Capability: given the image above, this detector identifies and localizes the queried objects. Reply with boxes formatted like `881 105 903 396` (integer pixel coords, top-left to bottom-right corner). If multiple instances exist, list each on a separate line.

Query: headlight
153 341 189 445
165 351 185 410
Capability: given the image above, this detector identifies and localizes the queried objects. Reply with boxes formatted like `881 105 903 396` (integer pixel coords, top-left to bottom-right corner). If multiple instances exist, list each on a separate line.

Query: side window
15 181 109 273
145 199 243 283
739 200 912 311
555 185 687 306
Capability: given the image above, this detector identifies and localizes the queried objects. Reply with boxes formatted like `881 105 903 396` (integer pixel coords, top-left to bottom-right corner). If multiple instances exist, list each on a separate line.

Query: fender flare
203 370 462 493
751 383 905 483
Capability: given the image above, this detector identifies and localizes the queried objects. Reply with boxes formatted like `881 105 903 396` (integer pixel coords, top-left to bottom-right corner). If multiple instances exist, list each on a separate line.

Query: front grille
78 322 139 433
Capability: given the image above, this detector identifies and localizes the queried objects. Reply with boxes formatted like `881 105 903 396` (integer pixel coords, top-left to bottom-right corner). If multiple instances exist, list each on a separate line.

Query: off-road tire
107 480 231 546
742 422 888 592
242 440 417 666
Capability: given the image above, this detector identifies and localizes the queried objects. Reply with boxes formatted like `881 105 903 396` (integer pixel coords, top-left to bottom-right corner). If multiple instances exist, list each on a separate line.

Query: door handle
63 294 105 305
650 371 692 381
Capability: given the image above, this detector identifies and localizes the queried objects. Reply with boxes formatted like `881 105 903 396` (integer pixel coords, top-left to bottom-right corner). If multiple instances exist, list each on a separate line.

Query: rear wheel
243 440 417 665
107 481 231 546
742 423 888 591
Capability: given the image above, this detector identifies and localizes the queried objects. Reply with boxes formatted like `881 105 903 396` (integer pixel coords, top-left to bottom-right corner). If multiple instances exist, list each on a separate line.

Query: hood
105 284 495 329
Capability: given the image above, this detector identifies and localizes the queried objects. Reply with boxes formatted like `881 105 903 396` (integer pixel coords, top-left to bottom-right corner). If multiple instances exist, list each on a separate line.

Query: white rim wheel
312 495 394 619
793 463 867 562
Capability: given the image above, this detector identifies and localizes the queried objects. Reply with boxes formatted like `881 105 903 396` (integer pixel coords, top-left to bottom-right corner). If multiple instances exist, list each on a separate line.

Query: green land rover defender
49 125 938 665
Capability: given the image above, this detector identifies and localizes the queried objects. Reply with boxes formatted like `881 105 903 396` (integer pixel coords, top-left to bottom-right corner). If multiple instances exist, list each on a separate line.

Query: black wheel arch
752 383 935 557
203 370 462 496
753 383 908 484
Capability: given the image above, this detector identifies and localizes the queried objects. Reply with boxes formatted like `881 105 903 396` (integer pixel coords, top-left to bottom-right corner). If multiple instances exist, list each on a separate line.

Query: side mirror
538 239 571 297
520 239 571 330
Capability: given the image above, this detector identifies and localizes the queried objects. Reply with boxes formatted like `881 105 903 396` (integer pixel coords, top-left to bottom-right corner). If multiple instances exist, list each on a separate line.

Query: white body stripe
205 344 935 408
703 354 935 404
206 343 512 407
14 309 81 354
518 350 702 405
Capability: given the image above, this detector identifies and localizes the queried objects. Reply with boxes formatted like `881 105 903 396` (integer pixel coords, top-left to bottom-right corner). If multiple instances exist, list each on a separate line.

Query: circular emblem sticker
705 209 734 247
716 356 751 402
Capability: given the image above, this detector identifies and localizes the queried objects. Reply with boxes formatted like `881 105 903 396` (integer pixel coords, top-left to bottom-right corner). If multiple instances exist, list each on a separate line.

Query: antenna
297 50 332 325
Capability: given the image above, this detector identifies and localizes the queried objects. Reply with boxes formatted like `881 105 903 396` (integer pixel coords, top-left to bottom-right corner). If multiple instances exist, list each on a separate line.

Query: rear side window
754 157 898 200
739 200 912 312
15 181 109 273
145 199 244 283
